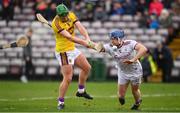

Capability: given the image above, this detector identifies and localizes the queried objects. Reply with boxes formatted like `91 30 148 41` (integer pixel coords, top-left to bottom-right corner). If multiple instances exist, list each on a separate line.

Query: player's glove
87 41 95 48
94 42 104 52
87 41 104 52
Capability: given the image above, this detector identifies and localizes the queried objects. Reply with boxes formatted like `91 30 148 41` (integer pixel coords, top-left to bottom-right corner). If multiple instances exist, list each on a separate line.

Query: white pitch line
0 93 180 102
0 99 8 101
142 107 180 111
31 97 55 100
0 112 177 113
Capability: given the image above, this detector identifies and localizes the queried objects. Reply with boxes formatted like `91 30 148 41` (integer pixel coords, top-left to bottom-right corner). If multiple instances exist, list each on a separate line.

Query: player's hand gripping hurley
0 35 29 49
87 41 104 52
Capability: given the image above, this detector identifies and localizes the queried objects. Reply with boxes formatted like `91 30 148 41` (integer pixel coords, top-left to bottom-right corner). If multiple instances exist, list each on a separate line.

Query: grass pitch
0 81 180 112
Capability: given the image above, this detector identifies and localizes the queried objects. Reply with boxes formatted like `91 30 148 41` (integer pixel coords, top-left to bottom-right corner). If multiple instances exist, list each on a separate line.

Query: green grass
0 81 180 112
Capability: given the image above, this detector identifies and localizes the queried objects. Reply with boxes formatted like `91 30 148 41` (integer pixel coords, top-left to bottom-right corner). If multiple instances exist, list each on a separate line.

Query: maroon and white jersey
104 40 143 77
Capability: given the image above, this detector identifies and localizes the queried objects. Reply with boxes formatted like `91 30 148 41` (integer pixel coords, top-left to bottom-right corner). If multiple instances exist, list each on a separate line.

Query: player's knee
63 76 72 84
87 64 91 72
83 64 91 74
131 87 139 94
66 78 72 84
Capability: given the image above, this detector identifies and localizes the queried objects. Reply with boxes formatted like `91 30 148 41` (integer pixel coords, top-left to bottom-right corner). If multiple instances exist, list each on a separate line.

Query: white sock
58 101 64 105
78 88 85 93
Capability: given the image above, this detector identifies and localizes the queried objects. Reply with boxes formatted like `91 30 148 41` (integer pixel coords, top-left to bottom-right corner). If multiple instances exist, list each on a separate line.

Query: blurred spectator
167 26 176 45
25 0 36 3
21 28 33 83
85 1 94 21
111 1 125 15
140 54 152 83
46 2 56 20
72 1 94 21
123 0 137 15
72 2 84 20
136 0 149 15
159 9 174 44
0 0 2 19
159 9 173 28
93 5 108 21
56 0 72 9
2 0 14 23
171 0 180 15
104 0 112 14
138 10 150 28
140 52 157 83
13 0 23 12
162 0 173 9
35 0 48 17
153 41 174 82
149 0 164 16
149 13 159 29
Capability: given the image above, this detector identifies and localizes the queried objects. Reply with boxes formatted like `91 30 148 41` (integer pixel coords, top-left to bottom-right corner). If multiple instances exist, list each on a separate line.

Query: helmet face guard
58 12 68 17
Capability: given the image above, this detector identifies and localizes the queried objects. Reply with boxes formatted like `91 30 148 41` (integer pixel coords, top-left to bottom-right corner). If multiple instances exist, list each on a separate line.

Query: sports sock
135 99 142 105
78 84 85 93
58 97 64 105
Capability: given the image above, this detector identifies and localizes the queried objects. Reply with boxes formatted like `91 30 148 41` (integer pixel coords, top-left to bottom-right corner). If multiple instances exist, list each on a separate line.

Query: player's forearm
133 47 148 61
60 30 93 48
79 28 90 40
0 43 15 49
76 22 90 40
70 36 91 47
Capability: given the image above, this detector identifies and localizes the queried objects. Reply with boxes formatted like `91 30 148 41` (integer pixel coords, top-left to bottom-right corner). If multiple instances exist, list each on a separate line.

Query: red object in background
36 1 47 11
3 0 10 7
149 1 164 16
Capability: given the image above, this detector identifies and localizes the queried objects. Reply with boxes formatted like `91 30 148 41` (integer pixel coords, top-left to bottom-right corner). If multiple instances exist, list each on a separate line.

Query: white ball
112 46 117 50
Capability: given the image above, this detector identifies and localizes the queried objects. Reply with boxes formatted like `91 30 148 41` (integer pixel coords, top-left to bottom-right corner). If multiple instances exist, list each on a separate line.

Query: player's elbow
66 36 74 42
142 46 148 55
144 46 148 53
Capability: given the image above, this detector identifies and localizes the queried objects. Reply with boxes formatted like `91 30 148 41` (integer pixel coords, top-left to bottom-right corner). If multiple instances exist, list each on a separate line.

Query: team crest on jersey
69 59 72 63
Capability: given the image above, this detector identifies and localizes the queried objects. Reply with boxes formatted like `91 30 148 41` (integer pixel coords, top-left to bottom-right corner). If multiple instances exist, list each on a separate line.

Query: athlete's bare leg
118 82 129 105
74 53 93 99
75 53 91 87
59 65 73 98
131 84 141 103
130 83 142 110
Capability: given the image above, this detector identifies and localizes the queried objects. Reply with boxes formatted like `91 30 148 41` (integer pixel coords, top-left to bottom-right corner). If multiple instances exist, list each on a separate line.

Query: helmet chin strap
110 37 124 48
117 38 123 48
59 16 69 22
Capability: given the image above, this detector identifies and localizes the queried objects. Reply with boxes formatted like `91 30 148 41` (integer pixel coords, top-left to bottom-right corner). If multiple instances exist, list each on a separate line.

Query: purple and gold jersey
51 12 78 53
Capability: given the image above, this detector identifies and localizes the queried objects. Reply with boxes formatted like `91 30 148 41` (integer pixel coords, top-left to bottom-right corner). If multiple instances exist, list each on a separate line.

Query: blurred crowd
0 0 180 21
0 0 179 30
72 0 180 22
0 0 179 42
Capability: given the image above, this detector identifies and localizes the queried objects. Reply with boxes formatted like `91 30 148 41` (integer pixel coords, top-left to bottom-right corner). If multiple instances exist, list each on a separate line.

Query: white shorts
55 48 81 66
118 73 142 85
